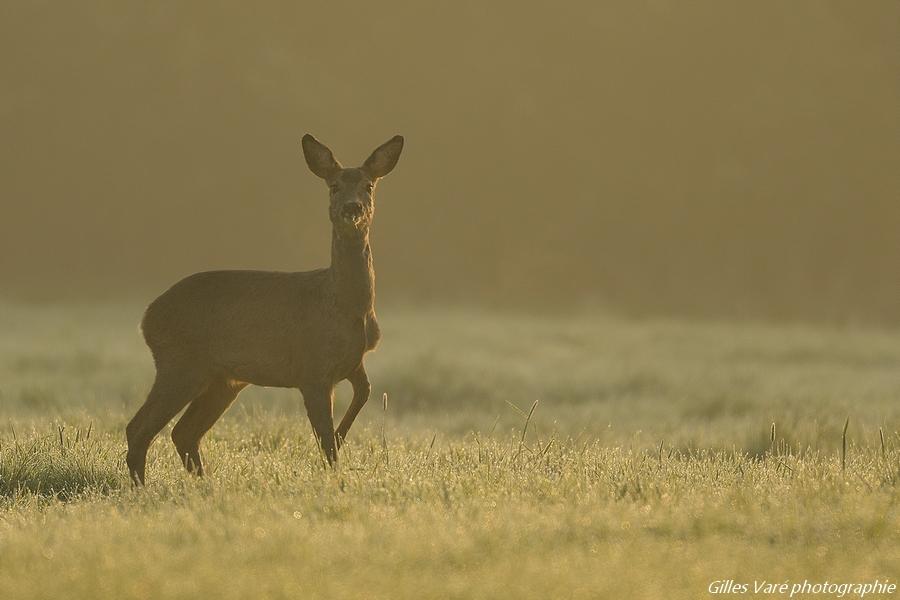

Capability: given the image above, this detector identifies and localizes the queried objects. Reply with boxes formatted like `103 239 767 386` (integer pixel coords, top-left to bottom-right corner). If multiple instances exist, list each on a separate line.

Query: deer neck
330 228 375 315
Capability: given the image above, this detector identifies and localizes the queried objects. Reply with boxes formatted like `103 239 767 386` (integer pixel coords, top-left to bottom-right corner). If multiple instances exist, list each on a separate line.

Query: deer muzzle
341 202 365 223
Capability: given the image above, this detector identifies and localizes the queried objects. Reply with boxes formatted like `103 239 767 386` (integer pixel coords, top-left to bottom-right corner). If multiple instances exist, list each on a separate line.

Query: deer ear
302 134 342 179
362 135 404 179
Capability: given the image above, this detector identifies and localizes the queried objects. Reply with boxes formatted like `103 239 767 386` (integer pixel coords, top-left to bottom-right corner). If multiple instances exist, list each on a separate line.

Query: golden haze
1 1 897 323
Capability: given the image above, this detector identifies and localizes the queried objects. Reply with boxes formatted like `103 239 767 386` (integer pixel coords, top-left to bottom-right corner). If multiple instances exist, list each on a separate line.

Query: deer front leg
335 364 370 447
301 384 337 465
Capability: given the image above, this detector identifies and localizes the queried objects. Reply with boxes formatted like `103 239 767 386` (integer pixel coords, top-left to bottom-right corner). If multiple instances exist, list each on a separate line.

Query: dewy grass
0 426 121 499
0 428 897 599
0 302 898 599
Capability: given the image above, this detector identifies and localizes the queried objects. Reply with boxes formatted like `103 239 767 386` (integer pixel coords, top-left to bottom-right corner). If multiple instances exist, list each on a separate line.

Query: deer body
126 134 402 484
142 268 376 386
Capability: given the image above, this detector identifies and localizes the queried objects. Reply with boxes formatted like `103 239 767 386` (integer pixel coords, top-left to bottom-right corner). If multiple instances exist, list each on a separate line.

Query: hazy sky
1 1 898 322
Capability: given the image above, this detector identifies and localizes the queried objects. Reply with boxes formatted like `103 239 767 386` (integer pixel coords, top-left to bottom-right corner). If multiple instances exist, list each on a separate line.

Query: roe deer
125 134 404 484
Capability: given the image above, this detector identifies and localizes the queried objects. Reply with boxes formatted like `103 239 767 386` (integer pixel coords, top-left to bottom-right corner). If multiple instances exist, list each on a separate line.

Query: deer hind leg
335 364 370 447
171 379 246 476
301 384 337 465
126 365 210 485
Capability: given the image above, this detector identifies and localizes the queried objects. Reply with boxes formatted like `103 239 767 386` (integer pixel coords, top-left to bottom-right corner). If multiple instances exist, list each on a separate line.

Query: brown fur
125 134 403 484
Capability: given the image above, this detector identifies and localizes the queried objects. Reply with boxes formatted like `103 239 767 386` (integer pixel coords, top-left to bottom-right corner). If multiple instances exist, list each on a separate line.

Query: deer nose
341 202 364 219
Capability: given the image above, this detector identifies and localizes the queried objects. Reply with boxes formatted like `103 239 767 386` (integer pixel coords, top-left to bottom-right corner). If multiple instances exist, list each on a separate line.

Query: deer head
301 134 404 239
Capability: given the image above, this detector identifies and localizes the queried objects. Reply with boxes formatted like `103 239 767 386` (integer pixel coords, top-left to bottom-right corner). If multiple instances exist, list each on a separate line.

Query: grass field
0 302 898 599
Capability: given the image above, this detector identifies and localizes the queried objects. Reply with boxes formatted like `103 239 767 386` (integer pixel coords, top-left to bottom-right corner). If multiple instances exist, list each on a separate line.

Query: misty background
1 1 897 323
